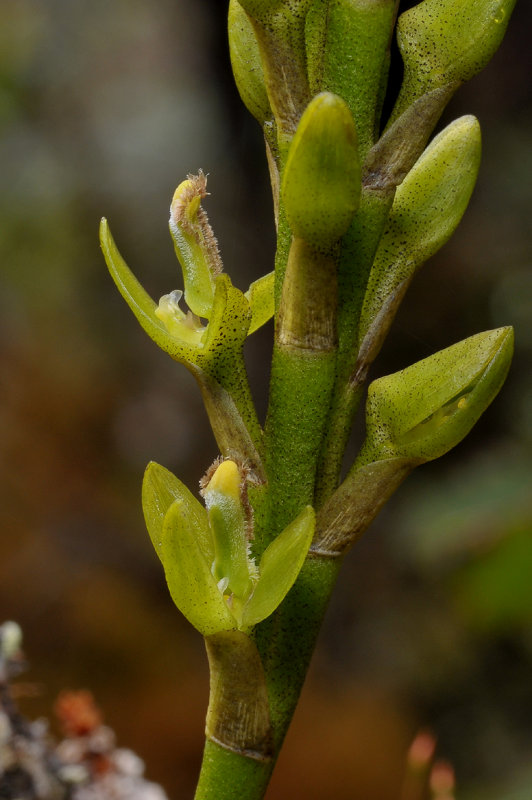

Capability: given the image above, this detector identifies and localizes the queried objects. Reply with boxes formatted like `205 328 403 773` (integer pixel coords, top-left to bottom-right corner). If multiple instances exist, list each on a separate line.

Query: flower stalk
101 1 517 797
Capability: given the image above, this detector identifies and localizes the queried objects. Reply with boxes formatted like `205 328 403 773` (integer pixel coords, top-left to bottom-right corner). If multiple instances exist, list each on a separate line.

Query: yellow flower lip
207 460 241 501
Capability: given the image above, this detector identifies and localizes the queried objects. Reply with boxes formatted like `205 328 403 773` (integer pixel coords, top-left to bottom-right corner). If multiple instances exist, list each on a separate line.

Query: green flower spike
142 459 315 636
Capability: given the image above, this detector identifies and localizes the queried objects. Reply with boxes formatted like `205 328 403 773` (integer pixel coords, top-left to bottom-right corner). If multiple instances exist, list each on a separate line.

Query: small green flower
142 459 315 636
100 173 274 372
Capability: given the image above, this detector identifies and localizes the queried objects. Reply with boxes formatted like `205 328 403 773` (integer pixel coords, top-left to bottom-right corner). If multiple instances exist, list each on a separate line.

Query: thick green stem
194 557 341 799
194 741 274 800
254 555 341 748
315 188 394 505
264 237 339 541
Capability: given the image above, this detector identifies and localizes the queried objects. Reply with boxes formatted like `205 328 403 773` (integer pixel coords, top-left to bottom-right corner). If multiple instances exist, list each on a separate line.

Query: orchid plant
100 1 517 797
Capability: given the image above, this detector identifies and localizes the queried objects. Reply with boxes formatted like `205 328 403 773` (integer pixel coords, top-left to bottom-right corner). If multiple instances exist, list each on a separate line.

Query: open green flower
100 172 274 372
142 459 315 636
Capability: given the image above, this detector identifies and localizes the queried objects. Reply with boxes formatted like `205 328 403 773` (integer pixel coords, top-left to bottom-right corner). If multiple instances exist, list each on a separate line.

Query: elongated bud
228 0 271 126
169 171 222 318
357 116 481 361
202 460 255 602
395 0 517 114
282 92 361 252
361 327 514 463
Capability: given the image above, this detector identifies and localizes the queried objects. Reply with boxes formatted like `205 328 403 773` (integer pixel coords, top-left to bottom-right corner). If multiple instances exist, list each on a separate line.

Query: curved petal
100 217 198 364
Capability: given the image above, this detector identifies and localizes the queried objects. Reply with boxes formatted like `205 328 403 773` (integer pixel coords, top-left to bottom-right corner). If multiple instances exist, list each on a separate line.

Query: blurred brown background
1 1 531 798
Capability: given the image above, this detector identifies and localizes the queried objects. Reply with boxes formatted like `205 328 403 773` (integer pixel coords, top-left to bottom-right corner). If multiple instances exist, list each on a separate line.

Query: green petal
161 500 236 636
169 174 219 319
241 506 315 628
245 271 274 334
100 218 197 363
142 461 213 565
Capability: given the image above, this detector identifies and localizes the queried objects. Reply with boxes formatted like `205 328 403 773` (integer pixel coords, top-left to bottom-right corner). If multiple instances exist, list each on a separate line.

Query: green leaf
245 271 274 334
161 500 236 636
241 506 315 628
362 327 514 463
142 461 213 565
282 92 361 251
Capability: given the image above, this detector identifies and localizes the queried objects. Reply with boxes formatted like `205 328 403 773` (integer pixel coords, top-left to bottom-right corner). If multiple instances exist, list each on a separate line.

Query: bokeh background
1 1 531 798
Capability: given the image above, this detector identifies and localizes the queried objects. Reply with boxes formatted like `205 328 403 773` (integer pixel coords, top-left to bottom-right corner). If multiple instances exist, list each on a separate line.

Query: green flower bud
361 327 514 463
228 0 272 125
358 116 481 362
142 461 315 635
395 0 517 114
282 92 361 251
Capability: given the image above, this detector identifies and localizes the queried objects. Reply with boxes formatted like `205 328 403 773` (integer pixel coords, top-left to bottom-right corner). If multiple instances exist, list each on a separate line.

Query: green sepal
281 92 361 251
305 0 398 158
394 0 517 117
161 500 237 636
245 271 274 334
358 115 481 355
100 218 252 370
142 461 213 566
100 217 200 364
228 0 272 126
362 327 514 463
241 506 315 628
